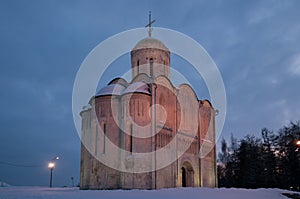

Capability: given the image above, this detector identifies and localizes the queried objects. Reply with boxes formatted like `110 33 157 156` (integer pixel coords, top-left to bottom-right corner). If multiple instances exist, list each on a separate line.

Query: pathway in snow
0 187 296 199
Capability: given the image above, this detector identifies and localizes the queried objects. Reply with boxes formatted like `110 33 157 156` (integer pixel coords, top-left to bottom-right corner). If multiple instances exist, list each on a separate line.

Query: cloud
247 7 274 25
246 1 292 25
283 24 300 42
1 0 300 186
288 53 300 76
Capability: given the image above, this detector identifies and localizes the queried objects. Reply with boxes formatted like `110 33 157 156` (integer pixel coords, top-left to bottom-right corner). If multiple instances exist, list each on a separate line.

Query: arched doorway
181 167 187 187
181 161 194 187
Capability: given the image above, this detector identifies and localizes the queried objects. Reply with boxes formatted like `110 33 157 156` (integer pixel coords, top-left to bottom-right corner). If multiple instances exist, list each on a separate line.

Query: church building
80 25 217 189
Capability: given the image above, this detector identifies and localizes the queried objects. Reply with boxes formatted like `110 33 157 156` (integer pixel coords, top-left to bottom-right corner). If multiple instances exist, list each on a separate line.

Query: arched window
150 58 153 77
102 123 106 154
130 124 133 154
95 125 98 155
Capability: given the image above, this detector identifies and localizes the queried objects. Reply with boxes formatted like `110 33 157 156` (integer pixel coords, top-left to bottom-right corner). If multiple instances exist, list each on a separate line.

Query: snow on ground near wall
0 187 294 199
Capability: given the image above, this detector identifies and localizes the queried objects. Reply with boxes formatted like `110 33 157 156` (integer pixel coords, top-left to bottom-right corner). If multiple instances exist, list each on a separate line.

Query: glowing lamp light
48 162 55 169
296 140 300 146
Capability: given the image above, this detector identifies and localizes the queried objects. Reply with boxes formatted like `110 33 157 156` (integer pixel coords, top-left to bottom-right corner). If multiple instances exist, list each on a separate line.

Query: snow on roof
122 82 150 95
96 84 126 97
132 37 169 51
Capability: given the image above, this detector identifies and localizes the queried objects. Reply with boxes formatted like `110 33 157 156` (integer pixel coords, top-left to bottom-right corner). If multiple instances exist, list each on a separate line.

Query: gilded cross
145 11 156 37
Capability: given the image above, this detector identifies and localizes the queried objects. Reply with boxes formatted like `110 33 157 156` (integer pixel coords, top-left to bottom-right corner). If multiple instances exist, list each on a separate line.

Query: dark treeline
218 122 300 190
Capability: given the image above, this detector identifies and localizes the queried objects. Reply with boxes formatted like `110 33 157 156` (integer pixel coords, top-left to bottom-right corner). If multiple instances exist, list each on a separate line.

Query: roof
96 84 126 97
122 82 151 95
132 37 169 51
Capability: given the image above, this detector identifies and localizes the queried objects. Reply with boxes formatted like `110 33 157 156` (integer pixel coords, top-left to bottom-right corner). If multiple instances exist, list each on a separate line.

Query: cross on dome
145 11 156 37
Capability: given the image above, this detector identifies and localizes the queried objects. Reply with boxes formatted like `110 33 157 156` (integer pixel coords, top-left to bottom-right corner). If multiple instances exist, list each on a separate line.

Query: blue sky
1 0 300 186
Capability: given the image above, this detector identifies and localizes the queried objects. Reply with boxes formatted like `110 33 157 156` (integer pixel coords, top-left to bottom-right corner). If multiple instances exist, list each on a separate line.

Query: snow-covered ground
0 186 296 199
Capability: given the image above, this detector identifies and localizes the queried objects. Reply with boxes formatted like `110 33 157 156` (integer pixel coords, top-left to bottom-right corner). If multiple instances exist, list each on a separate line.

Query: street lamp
53 156 59 161
296 140 300 146
48 156 59 188
48 162 55 188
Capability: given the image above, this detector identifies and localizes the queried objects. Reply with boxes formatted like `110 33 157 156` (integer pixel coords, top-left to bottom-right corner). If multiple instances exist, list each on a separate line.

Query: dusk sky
1 0 300 186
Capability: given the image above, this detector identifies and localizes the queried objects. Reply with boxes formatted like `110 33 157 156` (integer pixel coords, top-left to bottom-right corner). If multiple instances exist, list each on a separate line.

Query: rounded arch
155 75 176 92
200 99 214 109
177 84 199 135
178 83 199 101
131 73 152 84
181 161 194 172
181 161 194 187
108 77 129 87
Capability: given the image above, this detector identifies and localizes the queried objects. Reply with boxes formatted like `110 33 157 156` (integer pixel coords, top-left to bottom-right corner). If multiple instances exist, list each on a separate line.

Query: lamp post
48 162 55 188
48 156 59 188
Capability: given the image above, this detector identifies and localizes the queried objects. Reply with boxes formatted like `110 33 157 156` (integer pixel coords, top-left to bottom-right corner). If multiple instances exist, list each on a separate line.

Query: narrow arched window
102 123 106 154
95 125 98 155
130 124 133 154
150 58 153 77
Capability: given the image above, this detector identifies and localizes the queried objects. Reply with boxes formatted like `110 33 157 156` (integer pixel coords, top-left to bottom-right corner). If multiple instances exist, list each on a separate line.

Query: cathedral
80 27 217 189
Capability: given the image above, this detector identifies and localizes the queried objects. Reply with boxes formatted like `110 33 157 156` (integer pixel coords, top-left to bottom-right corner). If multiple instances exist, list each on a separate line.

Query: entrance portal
181 167 187 187
181 161 194 187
